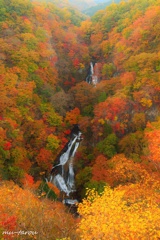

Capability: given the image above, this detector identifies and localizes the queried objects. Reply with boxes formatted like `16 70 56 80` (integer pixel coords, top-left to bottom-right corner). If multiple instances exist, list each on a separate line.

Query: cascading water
90 62 94 75
86 62 99 85
86 62 94 84
48 125 82 202
67 138 81 190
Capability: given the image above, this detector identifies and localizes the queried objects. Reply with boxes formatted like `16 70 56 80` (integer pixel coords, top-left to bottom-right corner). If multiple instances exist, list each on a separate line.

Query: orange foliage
92 154 148 187
145 120 160 163
36 148 53 170
16 158 32 172
0 181 77 239
79 116 91 133
120 72 135 86
47 182 60 196
22 173 34 188
65 107 81 125
92 155 108 182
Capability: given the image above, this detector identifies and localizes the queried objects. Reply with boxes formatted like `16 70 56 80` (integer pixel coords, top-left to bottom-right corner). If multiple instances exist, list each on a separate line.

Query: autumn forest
0 0 160 239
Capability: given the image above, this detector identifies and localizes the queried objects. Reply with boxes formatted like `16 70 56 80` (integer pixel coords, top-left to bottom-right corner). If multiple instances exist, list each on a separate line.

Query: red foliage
61 137 68 144
3 142 12 151
21 16 29 21
71 77 76 84
64 129 71 135
36 148 53 170
73 58 80 67
50 56 58 66
92 155 108 182
94 97 127 121
1 213 17 239
113 122 121 132
22 173 34 187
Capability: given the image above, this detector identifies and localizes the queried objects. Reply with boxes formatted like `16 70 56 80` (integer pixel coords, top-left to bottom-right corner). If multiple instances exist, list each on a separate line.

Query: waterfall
90 62 94 75
48 125 82 202
53 174 70 196
67 157 75 190
51 134 78 174
86 62 99 85
86 62 94 84
67 139 80 190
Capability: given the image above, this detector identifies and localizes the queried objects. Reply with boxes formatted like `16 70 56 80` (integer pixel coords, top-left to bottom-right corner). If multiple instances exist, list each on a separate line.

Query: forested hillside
83 0 121 16
0 0 160 239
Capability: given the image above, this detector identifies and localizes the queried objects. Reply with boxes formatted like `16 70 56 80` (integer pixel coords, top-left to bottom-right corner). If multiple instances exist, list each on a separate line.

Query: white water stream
49 126 82 200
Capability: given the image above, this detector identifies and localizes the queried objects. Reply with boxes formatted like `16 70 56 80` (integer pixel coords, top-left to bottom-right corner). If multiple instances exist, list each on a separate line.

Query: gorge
0 0 160 238
48 125 83 203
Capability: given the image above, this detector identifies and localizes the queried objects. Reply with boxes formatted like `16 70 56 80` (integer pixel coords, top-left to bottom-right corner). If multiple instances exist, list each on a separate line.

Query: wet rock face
49 125 82 201
86 62 101 85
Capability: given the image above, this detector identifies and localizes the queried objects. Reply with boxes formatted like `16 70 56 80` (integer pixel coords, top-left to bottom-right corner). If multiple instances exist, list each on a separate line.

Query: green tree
96 133 118 158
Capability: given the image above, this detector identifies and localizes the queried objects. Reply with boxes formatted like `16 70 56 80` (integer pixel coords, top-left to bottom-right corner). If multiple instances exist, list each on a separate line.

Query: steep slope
83 0 121 16
0 0 160 194
0 0 160 239
68 0 96 11
31 0 87 25
69 0 160 198
0 0 89 183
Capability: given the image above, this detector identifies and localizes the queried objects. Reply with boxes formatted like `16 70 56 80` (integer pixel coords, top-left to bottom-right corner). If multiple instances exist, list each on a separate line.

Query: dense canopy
0 0 160 239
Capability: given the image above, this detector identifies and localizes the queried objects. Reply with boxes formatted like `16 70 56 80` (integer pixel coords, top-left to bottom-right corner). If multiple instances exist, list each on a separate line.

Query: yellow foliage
140 97 152 107
77 181 160 240
98 118 105 125
79 63 85 69
98 132 103 136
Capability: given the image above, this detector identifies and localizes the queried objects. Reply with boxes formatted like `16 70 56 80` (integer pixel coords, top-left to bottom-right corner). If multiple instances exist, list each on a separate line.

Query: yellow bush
77 181 160 240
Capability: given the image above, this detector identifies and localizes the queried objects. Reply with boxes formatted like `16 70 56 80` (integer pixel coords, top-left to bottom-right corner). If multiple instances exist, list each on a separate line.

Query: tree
0 181 78 239
131 112 146 131
36 148 53 171
119 131 146 161
51 90 74 116
96 133 118 158
92 154 108 182
102 63 116 79
69 82 94 110
93 96 129 137
78 180 160 240
145 119 160 164
65 107 81 125
92 154 148 187
76 166 92 199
